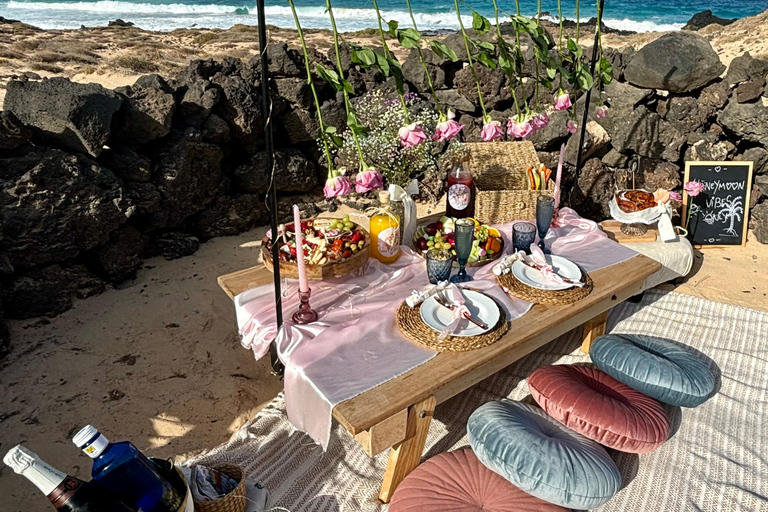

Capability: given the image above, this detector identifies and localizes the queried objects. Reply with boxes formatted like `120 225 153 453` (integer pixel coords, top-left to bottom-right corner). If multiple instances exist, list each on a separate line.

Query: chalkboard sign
683 161 753 247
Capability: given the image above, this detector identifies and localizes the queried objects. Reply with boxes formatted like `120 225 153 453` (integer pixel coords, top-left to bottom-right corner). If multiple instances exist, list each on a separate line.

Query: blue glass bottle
73 426 184 512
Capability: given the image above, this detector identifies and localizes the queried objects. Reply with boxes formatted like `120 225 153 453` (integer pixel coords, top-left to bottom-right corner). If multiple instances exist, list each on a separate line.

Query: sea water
0 0 764 34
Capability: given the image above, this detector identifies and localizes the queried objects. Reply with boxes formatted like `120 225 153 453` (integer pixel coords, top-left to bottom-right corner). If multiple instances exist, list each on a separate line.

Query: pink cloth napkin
234 215 639 449
525 245 585 287
437 284 472 340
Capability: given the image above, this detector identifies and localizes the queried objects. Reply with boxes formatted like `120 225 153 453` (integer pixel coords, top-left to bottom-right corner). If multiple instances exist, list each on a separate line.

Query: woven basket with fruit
412 216 505 267
262 215 371 280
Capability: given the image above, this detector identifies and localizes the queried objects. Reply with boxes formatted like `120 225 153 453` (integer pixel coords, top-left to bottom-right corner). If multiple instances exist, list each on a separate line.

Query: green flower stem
557 0 564 89
288 0 334 173
371 0 411 123
404 0 443 115
326 0 366 166
491 0 520 116
453 0 488 120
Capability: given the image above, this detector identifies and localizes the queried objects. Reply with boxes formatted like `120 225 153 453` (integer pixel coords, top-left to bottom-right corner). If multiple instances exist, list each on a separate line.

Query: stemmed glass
450 218 475 283
536 195 555 253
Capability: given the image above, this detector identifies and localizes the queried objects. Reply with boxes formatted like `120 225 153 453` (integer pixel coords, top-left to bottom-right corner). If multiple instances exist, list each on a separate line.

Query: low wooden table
218 251 661 503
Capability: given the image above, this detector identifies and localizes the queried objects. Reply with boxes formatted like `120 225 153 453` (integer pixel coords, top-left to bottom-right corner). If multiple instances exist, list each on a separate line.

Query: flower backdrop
287 0 612 198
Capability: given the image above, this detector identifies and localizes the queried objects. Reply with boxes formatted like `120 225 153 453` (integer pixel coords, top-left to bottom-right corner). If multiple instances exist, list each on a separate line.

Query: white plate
511 255 582 291
419 289 500 337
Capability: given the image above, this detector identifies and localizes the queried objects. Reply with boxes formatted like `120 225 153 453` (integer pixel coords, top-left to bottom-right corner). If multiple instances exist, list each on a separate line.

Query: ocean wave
6 0 249 14
2 0 685 33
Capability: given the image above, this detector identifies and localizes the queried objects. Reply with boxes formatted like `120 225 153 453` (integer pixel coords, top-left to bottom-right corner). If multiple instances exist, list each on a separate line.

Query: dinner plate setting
419 289 500 337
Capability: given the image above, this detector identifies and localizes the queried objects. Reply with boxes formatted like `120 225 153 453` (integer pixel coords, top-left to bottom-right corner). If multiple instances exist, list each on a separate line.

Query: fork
435 291 489 330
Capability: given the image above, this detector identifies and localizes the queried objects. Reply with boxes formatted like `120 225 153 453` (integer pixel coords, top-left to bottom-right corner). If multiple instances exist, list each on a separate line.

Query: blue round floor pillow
589 334 716 408
468 400 621 510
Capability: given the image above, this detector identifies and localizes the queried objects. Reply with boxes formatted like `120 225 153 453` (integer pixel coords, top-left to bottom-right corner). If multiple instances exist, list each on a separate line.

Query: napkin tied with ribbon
524 246 585 288
438 284 471 340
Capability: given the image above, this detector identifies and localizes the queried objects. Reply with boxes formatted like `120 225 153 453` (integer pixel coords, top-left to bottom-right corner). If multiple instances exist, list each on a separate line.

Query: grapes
343 221 354 230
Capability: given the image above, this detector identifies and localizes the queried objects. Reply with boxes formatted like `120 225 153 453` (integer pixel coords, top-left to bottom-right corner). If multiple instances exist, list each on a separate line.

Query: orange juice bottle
370 191 401 264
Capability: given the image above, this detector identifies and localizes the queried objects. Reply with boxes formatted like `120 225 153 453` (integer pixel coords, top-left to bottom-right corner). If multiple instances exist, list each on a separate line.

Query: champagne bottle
73 425 184 512
3 445 137 512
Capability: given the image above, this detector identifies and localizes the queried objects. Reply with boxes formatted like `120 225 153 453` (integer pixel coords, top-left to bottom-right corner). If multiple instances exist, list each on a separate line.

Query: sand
1 199 767 511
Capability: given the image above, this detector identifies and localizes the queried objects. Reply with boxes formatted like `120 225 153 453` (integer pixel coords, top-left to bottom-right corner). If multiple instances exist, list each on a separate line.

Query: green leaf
577 70 594 90
472 12 491 34
396 28 420 49
340 77 354 94
546 66 557 79
388 20 399 37
476 51 496 69
429 40 458 62
315 64 342 91
498 52 513 73
375 51 390 76
476 41 495 52
599 57 613 84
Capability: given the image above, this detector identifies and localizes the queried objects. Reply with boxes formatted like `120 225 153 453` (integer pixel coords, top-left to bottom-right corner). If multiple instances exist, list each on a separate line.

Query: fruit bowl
262 215 371 280
411 216 505 267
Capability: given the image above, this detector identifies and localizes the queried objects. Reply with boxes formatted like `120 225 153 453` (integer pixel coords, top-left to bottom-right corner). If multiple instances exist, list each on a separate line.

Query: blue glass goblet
512 222 537 254
426 249 453 284
536 195 555 254
450 218 475 283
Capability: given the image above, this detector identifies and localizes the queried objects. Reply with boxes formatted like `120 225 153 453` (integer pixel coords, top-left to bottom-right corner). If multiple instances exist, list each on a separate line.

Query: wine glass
450 218 474 283
536 195 555 253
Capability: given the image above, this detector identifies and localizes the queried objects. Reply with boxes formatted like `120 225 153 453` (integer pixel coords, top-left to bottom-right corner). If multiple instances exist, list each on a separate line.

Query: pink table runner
235 210 638 448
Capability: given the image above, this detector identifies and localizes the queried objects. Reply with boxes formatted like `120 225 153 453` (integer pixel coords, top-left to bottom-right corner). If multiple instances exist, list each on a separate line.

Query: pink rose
554 90 572 111
669 191 682 202
566 119 578 134
323 174 352 198
481 120 504 141
354 168 384 194
531 111 550 131
595 105 608 118
432 111 464 141
653 188 670 204
507 114 533 139
684 180 705 197
399 122 428 147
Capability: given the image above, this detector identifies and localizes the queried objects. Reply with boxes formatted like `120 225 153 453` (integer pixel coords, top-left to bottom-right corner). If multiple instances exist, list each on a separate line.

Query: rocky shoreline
0 10 768 359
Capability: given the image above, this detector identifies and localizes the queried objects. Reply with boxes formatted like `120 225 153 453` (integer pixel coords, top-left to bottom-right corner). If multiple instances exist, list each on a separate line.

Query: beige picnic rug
187 290 768 512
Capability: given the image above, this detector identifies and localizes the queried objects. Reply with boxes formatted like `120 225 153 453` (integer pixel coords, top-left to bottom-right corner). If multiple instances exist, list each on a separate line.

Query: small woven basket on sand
467 141 554 224
192 464 247 512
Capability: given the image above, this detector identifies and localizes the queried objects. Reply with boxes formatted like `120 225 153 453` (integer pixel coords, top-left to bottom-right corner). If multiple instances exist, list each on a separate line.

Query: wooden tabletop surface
217 239 661 436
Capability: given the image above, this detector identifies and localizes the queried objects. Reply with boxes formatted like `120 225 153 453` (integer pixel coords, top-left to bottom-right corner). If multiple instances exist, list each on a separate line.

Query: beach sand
0 198 766 511
2 12 768 511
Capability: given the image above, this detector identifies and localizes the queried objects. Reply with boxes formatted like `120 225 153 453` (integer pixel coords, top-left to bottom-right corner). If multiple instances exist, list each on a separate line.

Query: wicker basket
467 141 554 224
192 464 247 512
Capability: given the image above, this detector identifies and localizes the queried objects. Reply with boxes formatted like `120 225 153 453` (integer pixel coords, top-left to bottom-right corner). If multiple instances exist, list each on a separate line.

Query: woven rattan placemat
396 298 508 352
497 271 593 305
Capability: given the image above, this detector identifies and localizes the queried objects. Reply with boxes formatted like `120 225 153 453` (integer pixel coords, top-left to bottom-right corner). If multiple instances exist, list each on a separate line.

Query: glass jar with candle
370 191 401 264
446 154 475 219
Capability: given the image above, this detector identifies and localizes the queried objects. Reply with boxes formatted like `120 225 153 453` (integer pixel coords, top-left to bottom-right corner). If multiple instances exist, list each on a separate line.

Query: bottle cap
378 190 390 204
73 425 109 459
3 445 36 474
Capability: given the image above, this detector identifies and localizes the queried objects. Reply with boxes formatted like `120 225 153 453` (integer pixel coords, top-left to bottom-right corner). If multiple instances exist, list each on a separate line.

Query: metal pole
257 0 285 377
574 0 606 180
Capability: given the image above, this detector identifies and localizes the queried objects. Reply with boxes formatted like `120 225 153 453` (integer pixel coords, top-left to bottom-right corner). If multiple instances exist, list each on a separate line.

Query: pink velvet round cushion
389 449 569 512
528 365 670 453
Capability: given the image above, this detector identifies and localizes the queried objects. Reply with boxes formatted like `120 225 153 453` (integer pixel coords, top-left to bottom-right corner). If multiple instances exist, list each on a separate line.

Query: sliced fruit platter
412 216 505 266
262 215 371 280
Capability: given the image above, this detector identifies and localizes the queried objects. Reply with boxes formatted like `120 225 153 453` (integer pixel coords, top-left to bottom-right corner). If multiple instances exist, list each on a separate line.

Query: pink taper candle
553 142 566 210
293 205 309 293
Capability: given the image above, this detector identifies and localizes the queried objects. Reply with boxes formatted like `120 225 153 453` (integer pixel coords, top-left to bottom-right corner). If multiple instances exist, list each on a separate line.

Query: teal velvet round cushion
468 400 621 510
589 334 716 407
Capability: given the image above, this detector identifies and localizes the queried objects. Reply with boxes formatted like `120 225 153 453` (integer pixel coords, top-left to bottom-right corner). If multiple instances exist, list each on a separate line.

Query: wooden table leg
581 310 609 354
378 395 436 503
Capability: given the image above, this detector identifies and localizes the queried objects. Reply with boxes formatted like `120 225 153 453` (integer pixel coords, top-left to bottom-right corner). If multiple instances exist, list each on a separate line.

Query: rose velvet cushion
389 449 568 512
468 400 621 510
589 334 717 407
528 364 670 453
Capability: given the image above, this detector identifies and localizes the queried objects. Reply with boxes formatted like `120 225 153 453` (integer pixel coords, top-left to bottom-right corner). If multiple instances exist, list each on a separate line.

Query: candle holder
292 289 318 324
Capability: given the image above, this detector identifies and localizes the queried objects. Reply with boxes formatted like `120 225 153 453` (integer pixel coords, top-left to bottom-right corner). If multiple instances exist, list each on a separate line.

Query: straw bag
467 141 554 224
192 464 247 512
